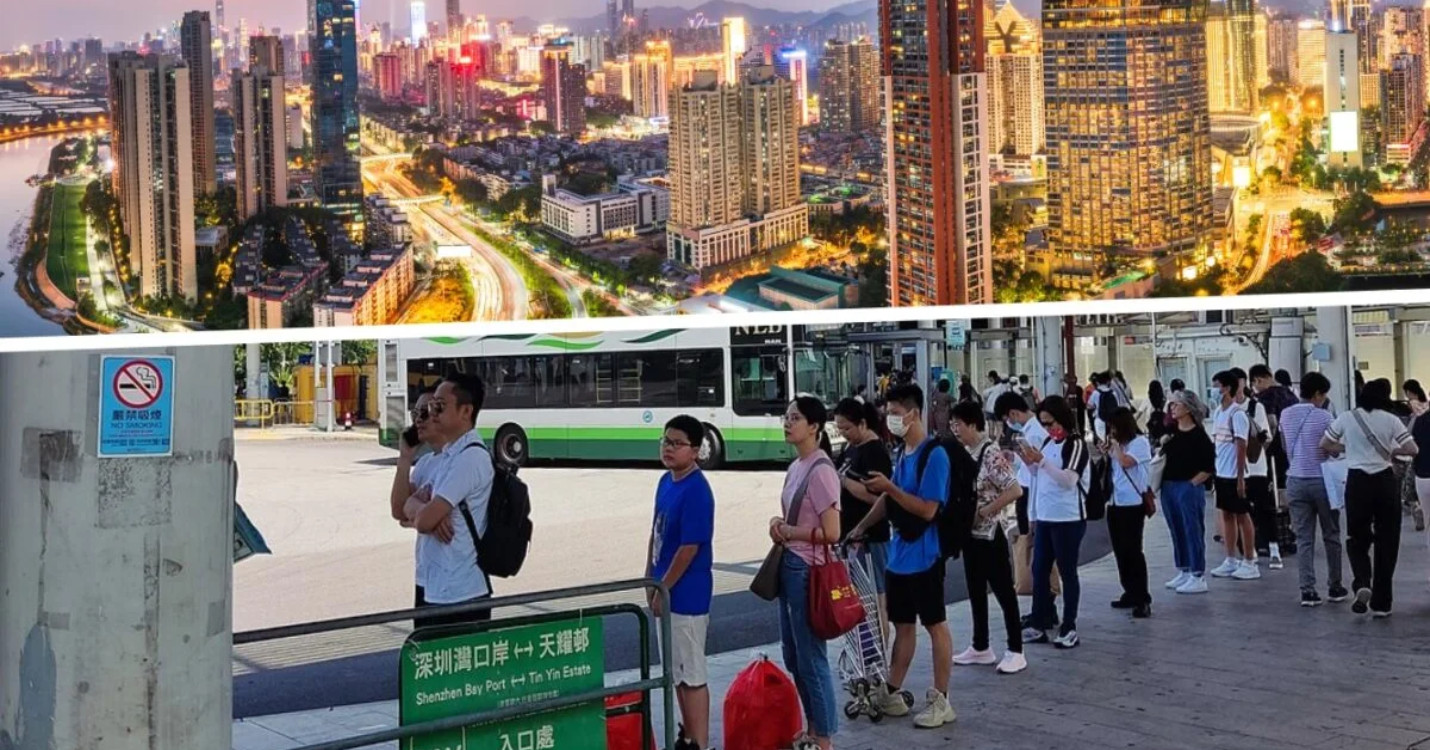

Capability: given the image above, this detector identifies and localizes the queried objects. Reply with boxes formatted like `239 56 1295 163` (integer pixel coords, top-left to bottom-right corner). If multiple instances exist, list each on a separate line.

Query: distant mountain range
529 0 879 35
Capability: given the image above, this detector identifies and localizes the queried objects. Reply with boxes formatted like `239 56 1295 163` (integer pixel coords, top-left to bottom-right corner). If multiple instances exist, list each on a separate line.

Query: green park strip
46 181 90 301
468 222 572 319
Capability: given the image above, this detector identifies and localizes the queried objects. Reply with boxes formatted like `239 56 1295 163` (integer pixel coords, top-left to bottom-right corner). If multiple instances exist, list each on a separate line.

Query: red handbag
807 530 865 640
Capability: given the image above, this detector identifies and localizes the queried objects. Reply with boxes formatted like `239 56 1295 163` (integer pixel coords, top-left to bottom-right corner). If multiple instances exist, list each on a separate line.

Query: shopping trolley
835 540 912 723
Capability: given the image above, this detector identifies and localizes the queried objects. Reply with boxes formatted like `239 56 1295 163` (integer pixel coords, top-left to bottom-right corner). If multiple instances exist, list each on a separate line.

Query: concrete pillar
1395 319 1409 398
326 342 337 432
0 346 234 750
245 342 261 401
1032 315 1066 402
1316 306 1356 413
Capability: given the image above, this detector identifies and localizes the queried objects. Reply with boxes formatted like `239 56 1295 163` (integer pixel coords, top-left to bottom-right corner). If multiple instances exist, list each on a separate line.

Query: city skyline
1 0 888 50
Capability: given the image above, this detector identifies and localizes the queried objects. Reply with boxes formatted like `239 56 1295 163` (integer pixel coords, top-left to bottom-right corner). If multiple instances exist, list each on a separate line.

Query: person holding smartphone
388 388 456 629
832 398 893 646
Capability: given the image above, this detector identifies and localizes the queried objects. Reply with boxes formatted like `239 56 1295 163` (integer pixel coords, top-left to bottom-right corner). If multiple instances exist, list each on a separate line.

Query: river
0 136 67 336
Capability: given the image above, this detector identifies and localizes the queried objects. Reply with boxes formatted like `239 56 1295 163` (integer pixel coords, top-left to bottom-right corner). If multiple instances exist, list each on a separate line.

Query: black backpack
1097 388 1122 424
456 443 533 579
918 439 989 560
1245 398 1271 464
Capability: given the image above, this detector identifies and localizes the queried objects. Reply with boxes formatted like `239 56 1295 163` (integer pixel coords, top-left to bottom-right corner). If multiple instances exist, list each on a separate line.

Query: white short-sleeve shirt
421 429 495 603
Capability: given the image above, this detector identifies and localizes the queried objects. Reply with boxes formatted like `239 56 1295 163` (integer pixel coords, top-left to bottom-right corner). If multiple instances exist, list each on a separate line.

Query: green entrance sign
400 618 607 750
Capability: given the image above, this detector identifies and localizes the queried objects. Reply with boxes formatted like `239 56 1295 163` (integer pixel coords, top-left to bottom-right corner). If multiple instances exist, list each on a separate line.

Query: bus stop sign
400 618 606 749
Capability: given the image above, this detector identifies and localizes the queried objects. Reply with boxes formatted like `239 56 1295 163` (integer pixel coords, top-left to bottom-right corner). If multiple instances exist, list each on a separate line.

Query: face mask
887 414 909 437
1048 425 1067 442
1005 419 1024 434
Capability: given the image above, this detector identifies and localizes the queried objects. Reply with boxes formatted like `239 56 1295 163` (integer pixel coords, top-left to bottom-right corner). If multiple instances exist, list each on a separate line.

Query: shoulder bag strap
1351 409 1395 464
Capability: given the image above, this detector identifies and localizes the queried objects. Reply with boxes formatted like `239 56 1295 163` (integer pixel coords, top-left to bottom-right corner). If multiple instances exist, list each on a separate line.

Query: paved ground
235 497 1430 750
232 438 1111 718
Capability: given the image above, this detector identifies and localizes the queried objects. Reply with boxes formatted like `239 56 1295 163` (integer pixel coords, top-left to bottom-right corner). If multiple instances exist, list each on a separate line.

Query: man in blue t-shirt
646 415 715 750
860 383 956 729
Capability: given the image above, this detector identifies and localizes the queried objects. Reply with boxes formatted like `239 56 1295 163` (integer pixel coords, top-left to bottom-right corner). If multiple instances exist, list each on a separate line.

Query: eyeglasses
659 437 694 449
409 407 431 422
428 400 448 416
783 413 807 425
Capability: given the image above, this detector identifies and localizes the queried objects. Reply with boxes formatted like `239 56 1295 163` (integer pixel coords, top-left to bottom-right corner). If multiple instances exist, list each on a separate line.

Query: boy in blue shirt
858 384 957 729
646 415 715 750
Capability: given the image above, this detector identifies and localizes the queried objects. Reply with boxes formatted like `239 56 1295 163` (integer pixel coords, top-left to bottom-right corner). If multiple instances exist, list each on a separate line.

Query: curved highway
363 157 529 321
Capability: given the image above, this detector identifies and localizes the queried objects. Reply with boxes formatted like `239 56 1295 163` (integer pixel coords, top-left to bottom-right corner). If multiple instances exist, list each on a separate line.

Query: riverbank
13 181 99 336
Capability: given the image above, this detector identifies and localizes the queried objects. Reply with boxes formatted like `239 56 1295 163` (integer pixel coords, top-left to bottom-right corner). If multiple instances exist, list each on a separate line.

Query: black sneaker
1110 597 1135 609
1300 590 1323 607
1327 585 1350 602
1132 603 1152 619
1352 587 1372 615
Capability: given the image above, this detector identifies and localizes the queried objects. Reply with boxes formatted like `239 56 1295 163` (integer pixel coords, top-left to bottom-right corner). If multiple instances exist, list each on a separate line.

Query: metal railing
235 578 675 750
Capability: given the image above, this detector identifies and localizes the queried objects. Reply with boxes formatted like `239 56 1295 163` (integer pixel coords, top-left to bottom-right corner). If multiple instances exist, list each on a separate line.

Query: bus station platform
233 508 1430 750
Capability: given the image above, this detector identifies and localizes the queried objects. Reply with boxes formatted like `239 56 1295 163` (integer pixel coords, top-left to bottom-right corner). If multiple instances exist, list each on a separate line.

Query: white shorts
658 613 709 688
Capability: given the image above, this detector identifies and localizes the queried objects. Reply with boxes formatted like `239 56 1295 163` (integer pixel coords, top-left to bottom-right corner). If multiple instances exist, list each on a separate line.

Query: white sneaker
1165 571 1191 589
1269 555 1284 570
996 650 1028 674
913 689 956 729
1232 560 1262 580
873 683 910 717
1176 575 1209 594
952 646 998 666
1210 558 1240 578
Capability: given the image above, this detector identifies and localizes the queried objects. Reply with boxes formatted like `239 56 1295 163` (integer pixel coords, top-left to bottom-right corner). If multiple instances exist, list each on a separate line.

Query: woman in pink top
768 396 842 749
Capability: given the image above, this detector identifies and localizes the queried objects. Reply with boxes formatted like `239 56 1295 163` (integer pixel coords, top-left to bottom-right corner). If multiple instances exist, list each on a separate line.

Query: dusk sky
3 0 849 50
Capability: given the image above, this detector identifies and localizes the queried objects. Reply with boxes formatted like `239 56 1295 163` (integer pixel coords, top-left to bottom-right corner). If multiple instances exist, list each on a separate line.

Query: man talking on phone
389 387 457 629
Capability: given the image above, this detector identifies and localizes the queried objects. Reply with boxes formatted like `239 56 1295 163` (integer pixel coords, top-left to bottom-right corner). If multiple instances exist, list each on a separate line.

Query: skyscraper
774 47 810 126
1326 30 1364 168
667 68 808 269
1382 52 1425 162
541 43 588 136
310 0 364 236
882 0 992 307
740 66 801 216
986 2 1044 158
233 65 289 220
608 0 620 35
721 17 747 84
410 0 427 43
180 11 216 196
249 34 284 75
446 0 462 39
1268 15 1298 82
818 38 879 134
1297 20 1326 90
107 52 199 301
1043 0 1211 280
631 40 673 118
1206 0 1258 114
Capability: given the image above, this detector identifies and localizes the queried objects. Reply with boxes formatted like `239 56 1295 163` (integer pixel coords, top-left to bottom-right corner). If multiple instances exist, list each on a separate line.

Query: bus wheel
494 425 529 467
698 425 725 470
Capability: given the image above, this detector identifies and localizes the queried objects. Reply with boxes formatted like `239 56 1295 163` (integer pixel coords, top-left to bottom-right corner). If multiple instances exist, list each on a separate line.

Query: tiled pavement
234 508 1430 750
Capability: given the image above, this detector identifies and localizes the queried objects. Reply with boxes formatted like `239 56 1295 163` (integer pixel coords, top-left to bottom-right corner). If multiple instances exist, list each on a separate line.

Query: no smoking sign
99 355 175 458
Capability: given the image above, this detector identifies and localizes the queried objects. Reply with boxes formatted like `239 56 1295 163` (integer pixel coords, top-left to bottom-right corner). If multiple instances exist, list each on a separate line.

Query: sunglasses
410 406 431 422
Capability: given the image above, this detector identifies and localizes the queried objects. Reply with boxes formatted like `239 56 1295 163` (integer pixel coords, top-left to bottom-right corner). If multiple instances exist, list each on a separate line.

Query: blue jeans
778 553 838 738
856 541 888 594
1030 520 1085 635
1161 480 1207 576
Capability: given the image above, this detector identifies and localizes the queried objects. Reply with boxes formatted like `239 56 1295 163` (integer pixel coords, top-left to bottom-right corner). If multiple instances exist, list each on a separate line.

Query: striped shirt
1279 402 1335 479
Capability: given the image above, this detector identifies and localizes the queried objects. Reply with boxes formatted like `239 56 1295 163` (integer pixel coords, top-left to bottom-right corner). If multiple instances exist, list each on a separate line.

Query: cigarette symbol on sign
114 361 163 410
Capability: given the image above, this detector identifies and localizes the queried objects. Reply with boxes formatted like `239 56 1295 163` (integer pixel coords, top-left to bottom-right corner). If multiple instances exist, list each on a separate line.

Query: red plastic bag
605 692 656 750
724 657 803 750
809 547 865 640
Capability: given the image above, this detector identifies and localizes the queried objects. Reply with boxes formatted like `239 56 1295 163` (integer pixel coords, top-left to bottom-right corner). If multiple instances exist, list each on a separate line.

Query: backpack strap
454 441 494 594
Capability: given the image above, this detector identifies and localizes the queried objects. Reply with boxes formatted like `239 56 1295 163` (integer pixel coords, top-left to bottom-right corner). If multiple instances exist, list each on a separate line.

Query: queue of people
389 364 1426 750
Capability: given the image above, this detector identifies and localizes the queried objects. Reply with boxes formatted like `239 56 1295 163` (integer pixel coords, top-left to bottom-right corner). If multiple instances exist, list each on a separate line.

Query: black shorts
1214 478 1256 515
886 563 947 627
